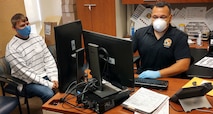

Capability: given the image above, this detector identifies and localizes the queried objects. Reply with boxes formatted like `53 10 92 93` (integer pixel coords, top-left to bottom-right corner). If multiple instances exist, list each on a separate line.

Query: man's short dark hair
11 13 27 28
152 1 172 14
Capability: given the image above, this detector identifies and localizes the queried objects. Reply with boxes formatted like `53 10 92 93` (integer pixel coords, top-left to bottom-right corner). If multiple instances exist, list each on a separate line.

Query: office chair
133 56 141 74
133 56 140 69
0 56 30 114
0 45 57 114
0 96 19 114
0 76 22 114
47 44 57 63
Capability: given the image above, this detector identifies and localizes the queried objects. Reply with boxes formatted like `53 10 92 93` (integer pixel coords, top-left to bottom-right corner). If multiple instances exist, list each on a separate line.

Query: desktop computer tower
80 89 130 114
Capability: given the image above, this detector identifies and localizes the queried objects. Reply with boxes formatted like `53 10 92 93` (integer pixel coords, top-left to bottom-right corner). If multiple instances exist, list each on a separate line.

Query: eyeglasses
151 15 170 19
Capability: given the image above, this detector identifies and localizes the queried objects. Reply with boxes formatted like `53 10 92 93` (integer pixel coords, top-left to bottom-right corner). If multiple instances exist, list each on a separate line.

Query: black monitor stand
88 43 120 98
75 48 86 94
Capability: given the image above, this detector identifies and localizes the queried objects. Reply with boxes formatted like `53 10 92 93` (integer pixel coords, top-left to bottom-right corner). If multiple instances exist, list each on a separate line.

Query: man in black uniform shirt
131 1 191 79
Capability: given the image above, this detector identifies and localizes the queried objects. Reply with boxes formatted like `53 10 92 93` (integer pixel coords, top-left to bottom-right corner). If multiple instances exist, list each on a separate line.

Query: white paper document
45 24 51 35
186 7 206 20
130 4 146 22
122 87 169 114
195 56 213 68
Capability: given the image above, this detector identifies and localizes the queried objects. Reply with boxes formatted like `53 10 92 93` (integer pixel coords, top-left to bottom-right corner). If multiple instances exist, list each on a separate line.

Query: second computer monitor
83 30 134 88
54 20 84 92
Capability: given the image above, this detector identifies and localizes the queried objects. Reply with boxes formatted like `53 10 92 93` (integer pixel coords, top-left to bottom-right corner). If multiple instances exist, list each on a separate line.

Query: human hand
52 81 59 89
138 70 161 79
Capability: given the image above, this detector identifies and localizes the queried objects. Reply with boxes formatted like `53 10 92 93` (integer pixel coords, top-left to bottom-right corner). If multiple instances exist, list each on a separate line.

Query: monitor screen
54 20 84 92
83 30 135 88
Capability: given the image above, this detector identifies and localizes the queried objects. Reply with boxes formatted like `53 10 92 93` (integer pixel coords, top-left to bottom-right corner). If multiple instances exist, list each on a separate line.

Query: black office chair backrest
0 76 22 114
0 56 11 75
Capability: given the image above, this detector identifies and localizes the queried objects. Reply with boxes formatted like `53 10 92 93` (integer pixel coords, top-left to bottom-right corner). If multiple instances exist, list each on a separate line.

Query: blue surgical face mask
17 25 31 38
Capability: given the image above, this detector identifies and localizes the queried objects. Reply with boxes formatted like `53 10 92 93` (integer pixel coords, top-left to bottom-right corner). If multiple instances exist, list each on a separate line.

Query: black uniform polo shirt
131 24 191 75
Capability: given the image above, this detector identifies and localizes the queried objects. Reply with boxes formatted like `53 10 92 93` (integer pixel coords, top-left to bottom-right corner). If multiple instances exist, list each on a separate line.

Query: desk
186 47 213 78
189 40 208 49
186 40 213 78
42 78 213 114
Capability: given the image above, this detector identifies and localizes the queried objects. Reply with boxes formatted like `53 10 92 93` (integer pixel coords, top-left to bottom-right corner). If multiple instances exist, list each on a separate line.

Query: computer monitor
54 20 84 93
83 30 135 89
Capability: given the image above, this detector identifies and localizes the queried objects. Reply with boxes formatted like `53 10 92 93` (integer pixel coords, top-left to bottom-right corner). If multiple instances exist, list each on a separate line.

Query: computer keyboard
134 78 168 90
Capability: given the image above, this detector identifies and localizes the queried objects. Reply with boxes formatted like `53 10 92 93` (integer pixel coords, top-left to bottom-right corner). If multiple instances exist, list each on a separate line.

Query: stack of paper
195 57 213 68
122 87 169 114
130 5 213 31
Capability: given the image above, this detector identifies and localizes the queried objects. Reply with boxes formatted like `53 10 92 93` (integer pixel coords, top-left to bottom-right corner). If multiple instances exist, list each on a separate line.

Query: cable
60 81 87 103
59 80 77 102
67 81 86 94
99 47 109 60
60 78 99 111
62 100 94 114
62 78 98 104
80 78 98 102
64 81 77 94
98 47 110 80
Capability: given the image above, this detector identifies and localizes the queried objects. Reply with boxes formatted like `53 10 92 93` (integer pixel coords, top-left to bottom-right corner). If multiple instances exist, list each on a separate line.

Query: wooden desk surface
42 78 213 114
189 40 208 49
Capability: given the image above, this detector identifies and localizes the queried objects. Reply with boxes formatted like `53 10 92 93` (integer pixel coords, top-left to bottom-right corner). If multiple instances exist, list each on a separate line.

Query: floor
11 97 43 114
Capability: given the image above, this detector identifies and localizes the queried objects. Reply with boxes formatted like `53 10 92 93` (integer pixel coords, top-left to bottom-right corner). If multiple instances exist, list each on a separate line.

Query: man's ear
12 26 16 30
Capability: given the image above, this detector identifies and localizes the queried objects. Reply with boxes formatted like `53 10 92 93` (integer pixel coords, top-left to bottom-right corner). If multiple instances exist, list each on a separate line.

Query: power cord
59 78 99 111
62 100 94 113
60 78 98 104
79 78 98 102
98 47 110 81
60 81 87 103
64 81 77 94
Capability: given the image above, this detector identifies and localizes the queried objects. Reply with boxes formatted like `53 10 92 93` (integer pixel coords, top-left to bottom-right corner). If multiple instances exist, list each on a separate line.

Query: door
76 0 116 36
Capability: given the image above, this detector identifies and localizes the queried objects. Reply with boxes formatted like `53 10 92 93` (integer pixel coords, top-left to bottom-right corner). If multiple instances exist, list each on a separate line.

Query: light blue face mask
17 25 31 38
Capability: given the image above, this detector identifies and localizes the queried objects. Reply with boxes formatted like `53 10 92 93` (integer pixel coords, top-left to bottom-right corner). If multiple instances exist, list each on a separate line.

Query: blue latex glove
138 70 161 79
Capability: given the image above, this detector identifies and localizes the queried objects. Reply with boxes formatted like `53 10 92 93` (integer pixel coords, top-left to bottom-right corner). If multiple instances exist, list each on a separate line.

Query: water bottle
197 32 202 46
130 23 134 36
178 24 185 32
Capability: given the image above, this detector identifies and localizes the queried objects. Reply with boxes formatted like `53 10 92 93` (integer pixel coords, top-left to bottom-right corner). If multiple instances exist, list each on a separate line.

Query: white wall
24 0 62 34
39 0 62 22
116 0 127 37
